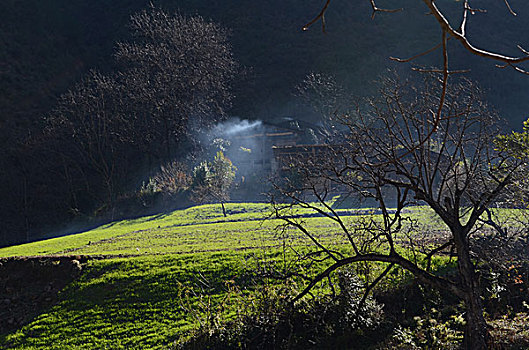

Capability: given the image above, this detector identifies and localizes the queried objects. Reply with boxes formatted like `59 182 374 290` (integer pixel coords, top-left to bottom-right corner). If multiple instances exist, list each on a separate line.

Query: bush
176 269 386 349
152 161 191 195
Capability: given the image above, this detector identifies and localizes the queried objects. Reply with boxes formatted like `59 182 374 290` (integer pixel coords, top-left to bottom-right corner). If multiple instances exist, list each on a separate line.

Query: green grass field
0 203 364 258
2 203 523 349
0 203 368 349
1 253 260 349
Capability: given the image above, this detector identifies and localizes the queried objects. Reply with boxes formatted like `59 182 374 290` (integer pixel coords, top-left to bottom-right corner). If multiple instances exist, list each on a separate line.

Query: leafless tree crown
303 0 529 142
272 76 527 348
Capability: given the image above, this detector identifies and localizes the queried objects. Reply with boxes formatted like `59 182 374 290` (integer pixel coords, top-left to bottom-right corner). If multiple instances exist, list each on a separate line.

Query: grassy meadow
0 203 369 349
1 203 526 349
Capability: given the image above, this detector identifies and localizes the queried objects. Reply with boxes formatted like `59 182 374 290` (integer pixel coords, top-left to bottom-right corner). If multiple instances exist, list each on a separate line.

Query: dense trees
0 7 237 245
43 7 237 219
272 76 528 349
114 8 237 161
5 0 529 130
2 0 529 247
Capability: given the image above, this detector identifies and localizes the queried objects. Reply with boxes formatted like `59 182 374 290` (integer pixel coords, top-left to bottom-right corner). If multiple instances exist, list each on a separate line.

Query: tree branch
390 41 444 63
291 252 464 303
369 0 403 19
426 239 454 272
422 0 529 64
302 0 331 32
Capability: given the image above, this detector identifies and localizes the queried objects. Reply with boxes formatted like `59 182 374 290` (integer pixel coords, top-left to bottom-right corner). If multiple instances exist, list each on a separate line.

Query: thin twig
302 0 331 32
503 0 517 16
369 0 403 19
390 41 443 63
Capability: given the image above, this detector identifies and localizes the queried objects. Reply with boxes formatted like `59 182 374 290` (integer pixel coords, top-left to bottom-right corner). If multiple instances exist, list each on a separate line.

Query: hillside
0 203 359 349
3 0 529 247
1 203 528 349
3 0 529 126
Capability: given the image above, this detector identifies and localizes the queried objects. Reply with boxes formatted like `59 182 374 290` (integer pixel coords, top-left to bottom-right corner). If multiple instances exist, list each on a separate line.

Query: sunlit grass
1 253 261 349
0 202 364 257
2 203 526 349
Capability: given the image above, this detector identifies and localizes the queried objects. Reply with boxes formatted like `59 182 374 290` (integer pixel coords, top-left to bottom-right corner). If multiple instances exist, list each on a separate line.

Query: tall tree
115 6 238 161
45 71 130 213
272 75 527 349
42 7 238 226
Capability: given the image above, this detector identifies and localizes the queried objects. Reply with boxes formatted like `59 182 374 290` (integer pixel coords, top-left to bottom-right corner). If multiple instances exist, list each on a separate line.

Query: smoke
202 118 270 200
210 118 263 137
204 118 265 162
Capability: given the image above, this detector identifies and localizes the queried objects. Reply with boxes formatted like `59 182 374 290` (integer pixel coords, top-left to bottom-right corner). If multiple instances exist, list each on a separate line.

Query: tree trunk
221 202 227 217
163 118 171 161
105 177 115 221
463 289 489 349
453 228 490 349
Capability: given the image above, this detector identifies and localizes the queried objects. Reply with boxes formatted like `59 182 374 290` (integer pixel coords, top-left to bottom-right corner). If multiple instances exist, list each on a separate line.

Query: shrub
152 161 191 195
176 269 385 349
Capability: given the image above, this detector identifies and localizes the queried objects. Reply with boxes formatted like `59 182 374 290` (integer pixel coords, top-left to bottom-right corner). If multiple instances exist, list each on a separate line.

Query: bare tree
46 70 129 213
295 72 351 139
296 72 350 119
272 75 527 349
43 7 239 219
152 161 191 195
115 6 238 161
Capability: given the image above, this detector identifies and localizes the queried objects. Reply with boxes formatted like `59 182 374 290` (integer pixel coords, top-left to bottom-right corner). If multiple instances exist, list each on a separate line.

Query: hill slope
0 203 272 349
3 0 529 246
2 203 528 349
3 0 529 126
0 202 351 349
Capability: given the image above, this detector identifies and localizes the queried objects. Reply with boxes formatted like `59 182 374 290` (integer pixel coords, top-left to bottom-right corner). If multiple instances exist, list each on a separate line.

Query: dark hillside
3 0 529 125
2 0 529 245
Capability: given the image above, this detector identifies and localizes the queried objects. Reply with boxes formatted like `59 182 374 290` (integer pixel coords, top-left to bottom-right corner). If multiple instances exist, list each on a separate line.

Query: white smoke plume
210 118 263 137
